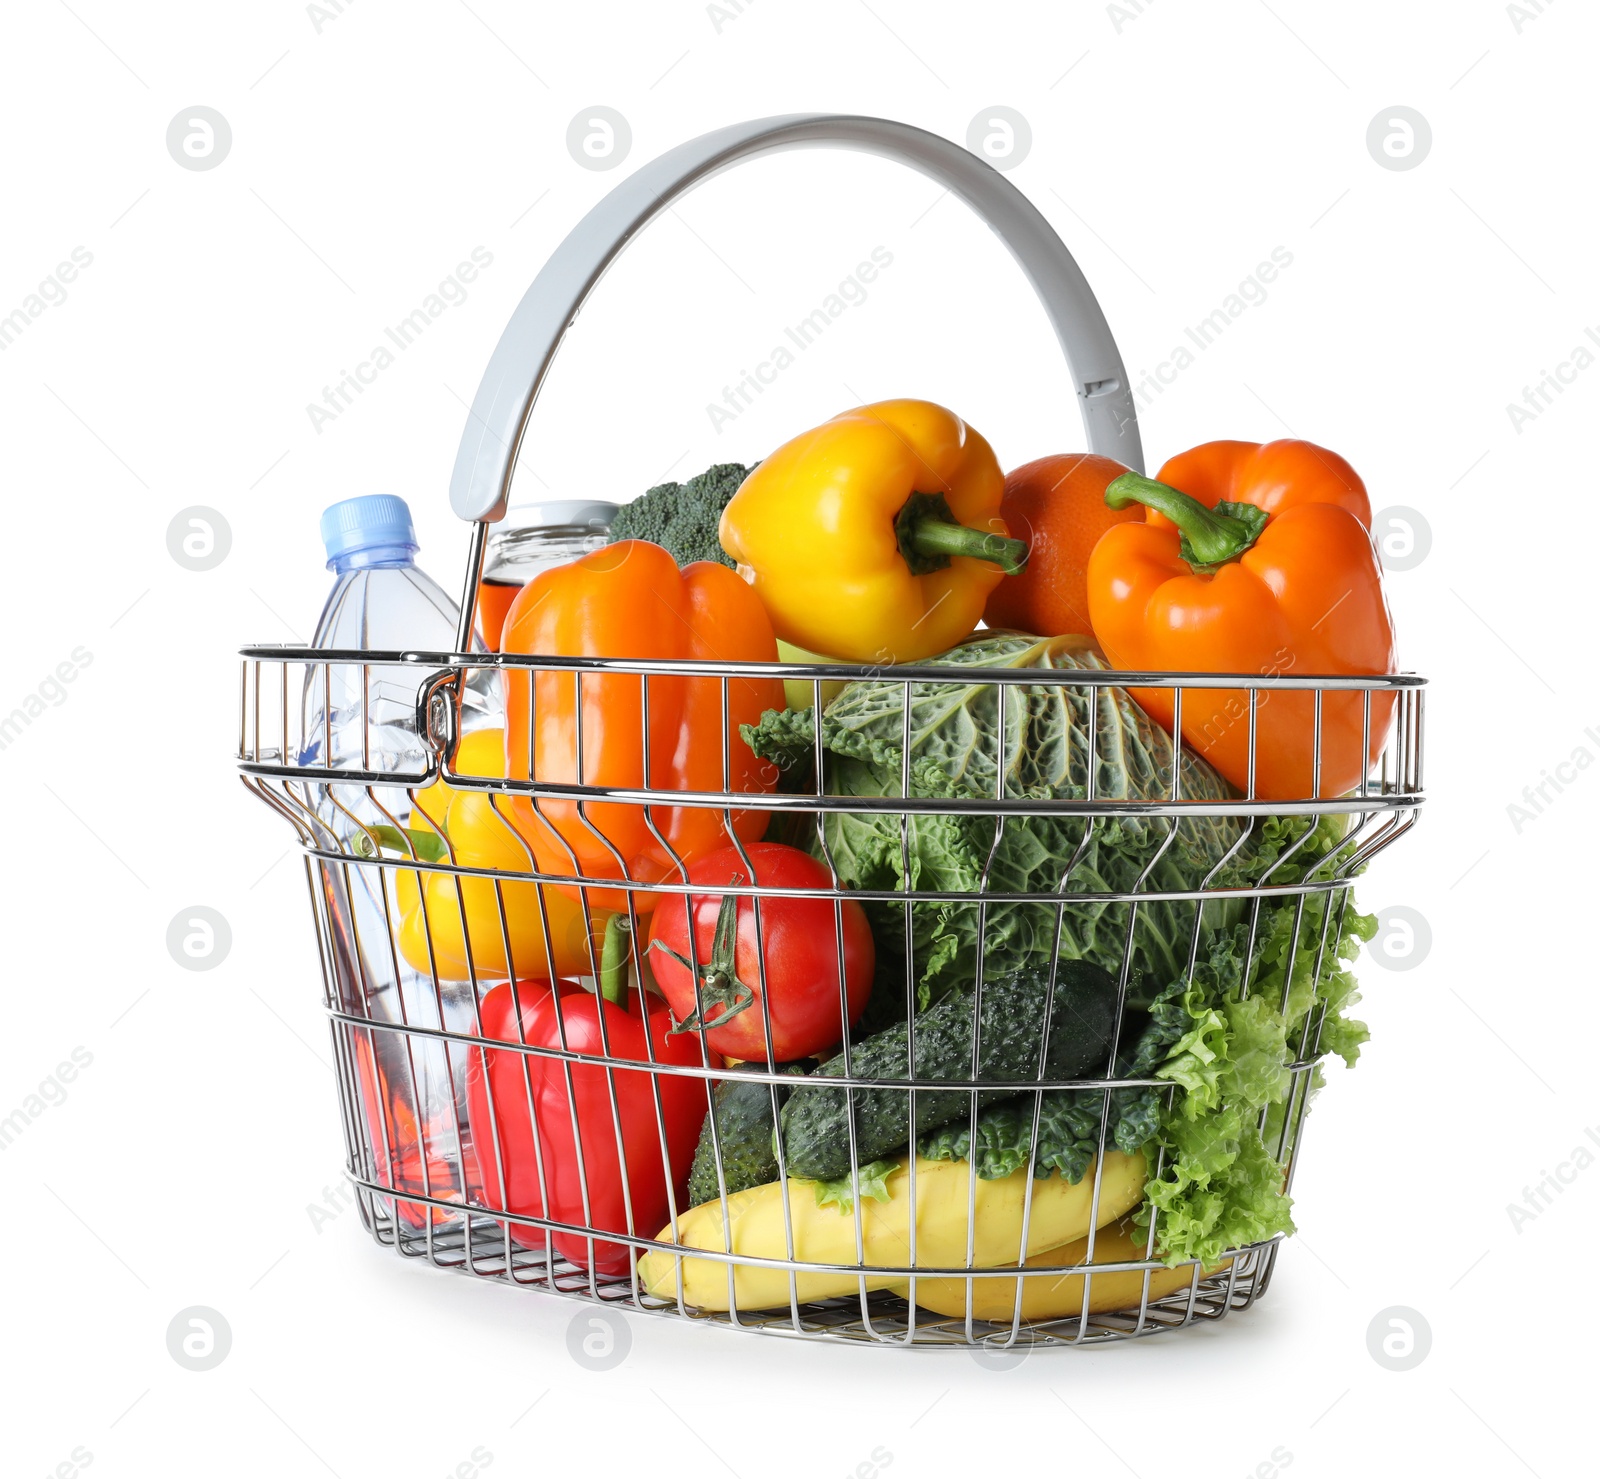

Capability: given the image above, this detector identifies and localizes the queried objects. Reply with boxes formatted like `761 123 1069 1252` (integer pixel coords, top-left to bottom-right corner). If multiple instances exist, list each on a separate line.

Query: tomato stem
1104 472 1269 572
653 883 758 1034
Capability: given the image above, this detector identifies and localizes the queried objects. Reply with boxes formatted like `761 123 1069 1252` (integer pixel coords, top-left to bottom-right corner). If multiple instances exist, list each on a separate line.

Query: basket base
353 1184 1279 1349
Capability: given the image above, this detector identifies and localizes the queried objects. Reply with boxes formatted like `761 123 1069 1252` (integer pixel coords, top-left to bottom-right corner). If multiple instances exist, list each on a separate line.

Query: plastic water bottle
299 494 498 1238
300 493 498 783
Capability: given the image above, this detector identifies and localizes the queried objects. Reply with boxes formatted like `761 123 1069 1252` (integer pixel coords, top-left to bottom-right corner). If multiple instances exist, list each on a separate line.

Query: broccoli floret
607 462 752 568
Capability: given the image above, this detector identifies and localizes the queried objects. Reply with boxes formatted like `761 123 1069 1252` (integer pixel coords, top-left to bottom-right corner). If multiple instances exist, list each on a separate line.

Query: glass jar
477 499 616 648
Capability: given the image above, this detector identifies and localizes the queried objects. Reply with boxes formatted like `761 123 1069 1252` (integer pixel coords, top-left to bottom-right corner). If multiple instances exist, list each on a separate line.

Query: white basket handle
448 112 1143 526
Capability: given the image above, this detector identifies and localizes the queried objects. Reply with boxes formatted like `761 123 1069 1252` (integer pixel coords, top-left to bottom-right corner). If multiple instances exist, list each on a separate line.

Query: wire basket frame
238 645 1425 1349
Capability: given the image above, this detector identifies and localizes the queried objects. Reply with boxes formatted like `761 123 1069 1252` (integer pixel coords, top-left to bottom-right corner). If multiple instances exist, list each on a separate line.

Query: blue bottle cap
319 495 418 566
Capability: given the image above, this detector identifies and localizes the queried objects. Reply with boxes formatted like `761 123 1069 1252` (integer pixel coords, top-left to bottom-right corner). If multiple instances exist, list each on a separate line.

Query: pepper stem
599 912 632 1010
895 491 1029 578
1104 472 1269 572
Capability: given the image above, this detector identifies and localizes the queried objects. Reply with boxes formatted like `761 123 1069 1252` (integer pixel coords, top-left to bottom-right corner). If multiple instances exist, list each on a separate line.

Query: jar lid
500 498 617 530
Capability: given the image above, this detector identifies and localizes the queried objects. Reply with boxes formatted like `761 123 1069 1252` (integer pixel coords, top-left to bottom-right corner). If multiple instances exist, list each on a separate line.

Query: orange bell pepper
500 540 784 911
1086 439 1396 800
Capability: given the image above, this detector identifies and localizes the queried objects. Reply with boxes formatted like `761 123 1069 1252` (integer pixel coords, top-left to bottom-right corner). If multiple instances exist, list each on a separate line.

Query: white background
2 1 1594 1475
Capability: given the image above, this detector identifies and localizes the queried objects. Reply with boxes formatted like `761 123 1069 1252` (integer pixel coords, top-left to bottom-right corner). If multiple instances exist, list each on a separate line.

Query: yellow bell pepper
718 399 1027 663
395 730 601 982
775 639 848 712
410 727 504 831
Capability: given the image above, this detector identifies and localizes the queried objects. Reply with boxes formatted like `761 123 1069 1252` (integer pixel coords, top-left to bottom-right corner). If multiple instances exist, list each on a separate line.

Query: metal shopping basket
237 115 1426 1348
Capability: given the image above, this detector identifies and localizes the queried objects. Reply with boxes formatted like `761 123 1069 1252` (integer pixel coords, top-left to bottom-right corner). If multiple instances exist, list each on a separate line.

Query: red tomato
646 843 875 1062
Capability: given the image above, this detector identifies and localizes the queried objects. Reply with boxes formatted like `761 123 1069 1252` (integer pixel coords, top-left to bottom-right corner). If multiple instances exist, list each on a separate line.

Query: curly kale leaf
742 634 1244 1013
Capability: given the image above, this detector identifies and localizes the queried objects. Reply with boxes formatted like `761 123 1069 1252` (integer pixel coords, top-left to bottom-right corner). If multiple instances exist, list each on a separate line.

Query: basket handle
448 112 1142 526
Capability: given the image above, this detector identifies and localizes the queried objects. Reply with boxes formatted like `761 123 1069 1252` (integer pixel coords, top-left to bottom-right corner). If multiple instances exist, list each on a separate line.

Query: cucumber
686 1066 807 1206
777 962 1119 1182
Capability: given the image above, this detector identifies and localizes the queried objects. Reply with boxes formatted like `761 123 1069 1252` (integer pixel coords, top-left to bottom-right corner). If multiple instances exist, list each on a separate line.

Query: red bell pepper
466 921 712 1276
463 976 576 1253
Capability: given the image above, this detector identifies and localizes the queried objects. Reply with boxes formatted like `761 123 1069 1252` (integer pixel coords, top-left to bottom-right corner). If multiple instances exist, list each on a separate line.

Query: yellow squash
639 1151 1145 1312
894 1215 1231 1321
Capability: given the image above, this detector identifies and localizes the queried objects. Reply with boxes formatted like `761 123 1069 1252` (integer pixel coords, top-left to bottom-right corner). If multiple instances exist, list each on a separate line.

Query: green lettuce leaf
916 881 1372 1266
812 1158 901 1214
